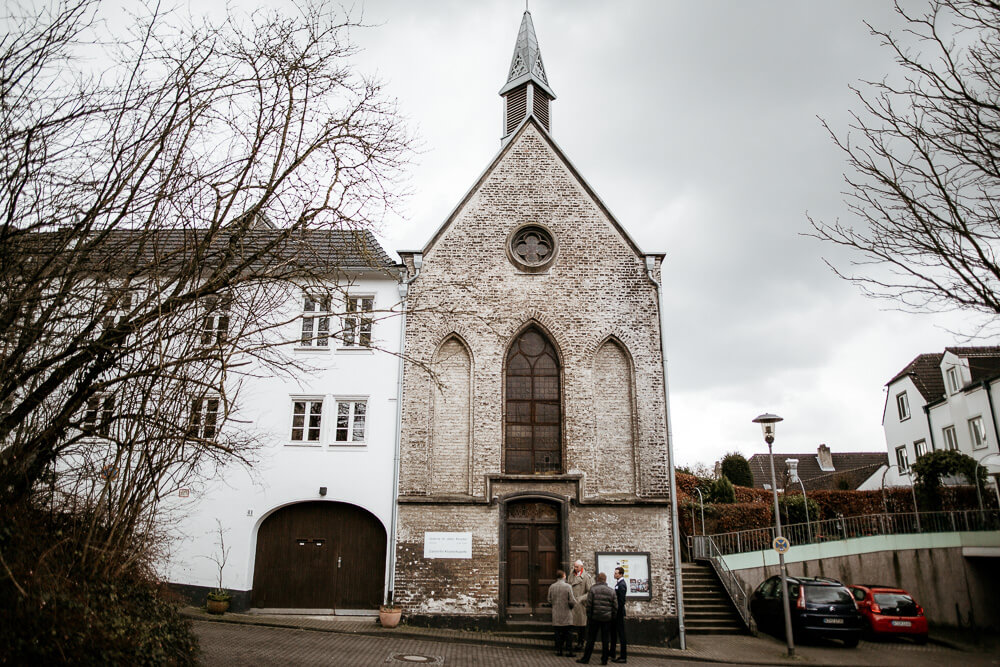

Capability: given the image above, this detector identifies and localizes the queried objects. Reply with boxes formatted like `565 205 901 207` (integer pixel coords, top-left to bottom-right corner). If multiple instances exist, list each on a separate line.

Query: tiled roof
887 346 1000 405
10 227 396 275
950 346 1000 384
747 452 888 491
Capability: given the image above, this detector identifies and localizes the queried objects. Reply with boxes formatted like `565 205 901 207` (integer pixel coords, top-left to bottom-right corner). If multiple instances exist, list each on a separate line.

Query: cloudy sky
340 0 983 469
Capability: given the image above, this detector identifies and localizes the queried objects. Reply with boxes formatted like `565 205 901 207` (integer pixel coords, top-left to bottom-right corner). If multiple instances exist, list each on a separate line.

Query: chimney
817 444 834 471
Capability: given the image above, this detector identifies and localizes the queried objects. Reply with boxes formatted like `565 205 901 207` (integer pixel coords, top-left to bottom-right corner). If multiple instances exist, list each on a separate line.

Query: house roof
747 452 889 491
887 346 1000 404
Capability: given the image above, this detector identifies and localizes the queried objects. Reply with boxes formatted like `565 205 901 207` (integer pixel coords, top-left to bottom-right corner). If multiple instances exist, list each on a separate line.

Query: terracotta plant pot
379 608 402 628
206 598 230 615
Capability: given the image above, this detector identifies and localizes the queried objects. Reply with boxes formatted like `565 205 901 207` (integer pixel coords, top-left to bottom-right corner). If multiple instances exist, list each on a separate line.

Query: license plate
823 618 844 624
891 620 912 627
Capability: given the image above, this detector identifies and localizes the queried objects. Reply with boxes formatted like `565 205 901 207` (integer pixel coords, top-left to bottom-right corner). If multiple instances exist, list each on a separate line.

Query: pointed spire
499 10 555 139
499 10 555 99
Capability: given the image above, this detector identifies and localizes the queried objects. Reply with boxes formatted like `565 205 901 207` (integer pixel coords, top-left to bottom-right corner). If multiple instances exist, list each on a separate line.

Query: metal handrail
698 509 1000 557
690 534 750 628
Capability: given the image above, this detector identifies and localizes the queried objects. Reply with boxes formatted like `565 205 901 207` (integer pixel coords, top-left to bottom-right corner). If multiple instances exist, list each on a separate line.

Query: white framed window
342 296 373 347
201 295 231 347
946 366 961 394
334 399 367 444
290 398 324 443
83 393 115 437
300 294 330 347
896 392 910 421
895 445 909 471
914 439 929 458
102 287 140 335
942 425 958 451
969 416 987 450
187 396 220 439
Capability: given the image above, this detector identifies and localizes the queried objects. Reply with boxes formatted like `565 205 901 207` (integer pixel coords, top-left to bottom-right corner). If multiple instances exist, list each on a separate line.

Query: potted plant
206 589 232 614
379 603 402 628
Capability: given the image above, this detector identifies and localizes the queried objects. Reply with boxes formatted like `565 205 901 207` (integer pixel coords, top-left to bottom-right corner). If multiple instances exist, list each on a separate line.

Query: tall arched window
505 327 561 474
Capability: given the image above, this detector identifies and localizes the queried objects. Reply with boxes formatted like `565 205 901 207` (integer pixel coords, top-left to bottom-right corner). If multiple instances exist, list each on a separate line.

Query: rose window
509 225 556 271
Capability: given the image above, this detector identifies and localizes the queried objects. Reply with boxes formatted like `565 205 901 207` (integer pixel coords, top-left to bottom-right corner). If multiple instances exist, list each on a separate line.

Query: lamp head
752 413 783 445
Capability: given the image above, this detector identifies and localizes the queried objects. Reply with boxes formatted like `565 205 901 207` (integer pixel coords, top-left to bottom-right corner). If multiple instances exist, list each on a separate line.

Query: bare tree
0 0 412 520
809 0 1000 323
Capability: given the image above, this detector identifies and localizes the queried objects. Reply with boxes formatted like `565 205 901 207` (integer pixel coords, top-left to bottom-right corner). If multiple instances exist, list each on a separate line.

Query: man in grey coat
547 569 577 657
576 572 616 665
567 560 593 650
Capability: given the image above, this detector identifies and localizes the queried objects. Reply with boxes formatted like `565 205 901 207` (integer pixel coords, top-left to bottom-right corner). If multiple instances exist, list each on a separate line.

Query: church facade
392 10 679 643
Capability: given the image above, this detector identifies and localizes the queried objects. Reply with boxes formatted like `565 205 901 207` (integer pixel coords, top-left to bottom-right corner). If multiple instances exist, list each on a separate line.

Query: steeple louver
500 10 555 140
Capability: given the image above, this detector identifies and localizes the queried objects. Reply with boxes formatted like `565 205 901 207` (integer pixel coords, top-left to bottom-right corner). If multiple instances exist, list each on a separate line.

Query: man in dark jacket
610 566 628 663
576 572 616 665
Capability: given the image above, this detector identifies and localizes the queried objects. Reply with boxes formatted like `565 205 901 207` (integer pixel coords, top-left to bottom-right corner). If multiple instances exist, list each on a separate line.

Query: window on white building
83 394 115 437
334 399 367 443
101 287 140 339
969 416 987 450
895 445 909 471
201 295 231 347
946 366 961 394
300 294 330 347
188 396 220 439
914 439 929 458
342 297 373 347
290 398 324 442
896 392 910 421
942 425 958 451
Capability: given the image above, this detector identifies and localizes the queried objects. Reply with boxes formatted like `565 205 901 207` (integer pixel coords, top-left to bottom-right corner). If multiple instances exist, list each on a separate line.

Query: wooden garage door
506 500 561 619
251 501 386 609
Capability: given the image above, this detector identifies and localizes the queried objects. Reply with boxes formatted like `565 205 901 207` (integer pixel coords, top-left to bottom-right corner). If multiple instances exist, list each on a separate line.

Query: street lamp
786 459 811 543
753 412 794 658
975 452 1000 513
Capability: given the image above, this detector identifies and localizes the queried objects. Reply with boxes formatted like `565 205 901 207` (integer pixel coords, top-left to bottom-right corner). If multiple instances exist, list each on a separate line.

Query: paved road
194 621 726 666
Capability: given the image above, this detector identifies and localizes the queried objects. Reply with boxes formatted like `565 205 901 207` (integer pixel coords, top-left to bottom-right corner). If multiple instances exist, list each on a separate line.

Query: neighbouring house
882 346 1000 490
748 444 887 492
390 9 678 644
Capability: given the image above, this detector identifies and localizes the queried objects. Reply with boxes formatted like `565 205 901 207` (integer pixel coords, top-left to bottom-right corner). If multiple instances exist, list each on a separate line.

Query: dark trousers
575 624 587 647
579 618 613 664
610 613 627 660
553 625 573 655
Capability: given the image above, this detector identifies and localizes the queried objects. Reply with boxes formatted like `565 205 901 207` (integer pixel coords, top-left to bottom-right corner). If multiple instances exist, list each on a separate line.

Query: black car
750 575 862 647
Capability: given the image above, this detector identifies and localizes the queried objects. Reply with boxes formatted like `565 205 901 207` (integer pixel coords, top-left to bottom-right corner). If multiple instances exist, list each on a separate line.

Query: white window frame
895 445 909 472
942 425 959 451
289 397 325 445
341 296 374 348
946 366 961 394
200 294 231 347
83 393 115 438
896 392 910 421
333 398 368 445
299 294 331 348
102 287 141 334
968 416 987 450
188 395 221 440
914 439 929 458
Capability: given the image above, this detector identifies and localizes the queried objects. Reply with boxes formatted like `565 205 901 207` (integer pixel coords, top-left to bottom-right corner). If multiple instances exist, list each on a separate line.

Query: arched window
505 327 561 474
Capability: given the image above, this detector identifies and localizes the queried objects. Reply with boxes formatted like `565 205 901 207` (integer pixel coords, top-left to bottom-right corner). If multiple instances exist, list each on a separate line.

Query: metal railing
690 509 1000 557
698 534 751 628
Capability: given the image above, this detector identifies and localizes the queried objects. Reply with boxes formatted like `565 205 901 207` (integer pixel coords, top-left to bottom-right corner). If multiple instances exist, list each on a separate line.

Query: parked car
750 575 862 647
848 584 928 644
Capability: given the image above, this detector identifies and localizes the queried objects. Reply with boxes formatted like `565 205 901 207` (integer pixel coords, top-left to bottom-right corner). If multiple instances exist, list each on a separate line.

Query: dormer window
896 392 910 421
946 366 961 394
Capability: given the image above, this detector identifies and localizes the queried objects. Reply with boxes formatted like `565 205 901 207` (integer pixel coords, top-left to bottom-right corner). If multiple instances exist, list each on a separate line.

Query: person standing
548 569 576 657
609 566 628 663
576 572 616 665
567 559 593 651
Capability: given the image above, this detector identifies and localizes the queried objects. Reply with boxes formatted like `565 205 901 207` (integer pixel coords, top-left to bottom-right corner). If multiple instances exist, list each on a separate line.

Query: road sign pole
768 442 795 657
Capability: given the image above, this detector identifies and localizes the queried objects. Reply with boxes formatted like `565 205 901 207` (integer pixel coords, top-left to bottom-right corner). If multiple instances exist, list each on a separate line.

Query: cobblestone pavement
192 614 1000 667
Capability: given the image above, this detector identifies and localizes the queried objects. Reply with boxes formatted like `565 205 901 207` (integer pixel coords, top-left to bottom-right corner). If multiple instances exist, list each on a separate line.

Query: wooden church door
505 500 561 619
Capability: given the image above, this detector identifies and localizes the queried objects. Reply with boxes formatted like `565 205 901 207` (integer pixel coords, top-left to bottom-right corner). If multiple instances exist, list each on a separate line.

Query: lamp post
753 412 794 658
975 452 1000 512
880 464 921 532
786 459 811 544
693 486 706 536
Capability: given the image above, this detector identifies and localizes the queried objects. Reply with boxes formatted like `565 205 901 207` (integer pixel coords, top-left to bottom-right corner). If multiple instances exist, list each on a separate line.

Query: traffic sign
772 535 790 554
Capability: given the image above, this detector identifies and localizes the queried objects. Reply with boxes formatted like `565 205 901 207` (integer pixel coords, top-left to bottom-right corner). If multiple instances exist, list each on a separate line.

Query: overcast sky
339 0 986 469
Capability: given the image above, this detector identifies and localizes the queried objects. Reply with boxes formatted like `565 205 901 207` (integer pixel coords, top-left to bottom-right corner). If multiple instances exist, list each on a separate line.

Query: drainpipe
984 380 1000 452
923 405 936 451
385 254 421 605
646 254 685 650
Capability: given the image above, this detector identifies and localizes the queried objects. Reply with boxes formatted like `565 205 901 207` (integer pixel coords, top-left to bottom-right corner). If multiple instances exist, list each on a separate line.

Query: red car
848 585 928 644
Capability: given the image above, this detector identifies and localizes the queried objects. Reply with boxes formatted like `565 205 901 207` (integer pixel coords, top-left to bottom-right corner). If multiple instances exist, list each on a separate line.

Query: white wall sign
423 532 472 559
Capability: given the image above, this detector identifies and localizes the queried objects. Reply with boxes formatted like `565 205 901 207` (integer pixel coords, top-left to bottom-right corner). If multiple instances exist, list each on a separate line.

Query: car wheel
843 634 860 648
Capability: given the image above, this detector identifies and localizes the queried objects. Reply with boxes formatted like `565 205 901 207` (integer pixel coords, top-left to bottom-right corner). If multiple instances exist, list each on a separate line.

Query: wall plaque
423 532 472 559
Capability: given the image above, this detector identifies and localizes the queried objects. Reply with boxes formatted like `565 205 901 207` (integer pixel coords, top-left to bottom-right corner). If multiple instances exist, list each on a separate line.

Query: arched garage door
251 501 386 610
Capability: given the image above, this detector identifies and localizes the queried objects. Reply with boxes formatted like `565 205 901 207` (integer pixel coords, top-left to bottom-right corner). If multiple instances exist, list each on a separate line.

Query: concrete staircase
682 562 746 635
